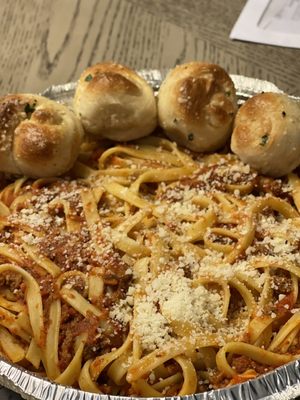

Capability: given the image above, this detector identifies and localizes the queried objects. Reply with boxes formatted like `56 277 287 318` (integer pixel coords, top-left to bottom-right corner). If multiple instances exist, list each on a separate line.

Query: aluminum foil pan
1 71 300 400
1 356 300 400
41 69 285 104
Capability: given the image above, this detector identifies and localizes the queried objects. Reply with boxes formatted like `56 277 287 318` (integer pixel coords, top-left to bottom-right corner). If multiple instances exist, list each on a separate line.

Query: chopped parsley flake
85 74 93 82
260 134 269 146
24 102 36 115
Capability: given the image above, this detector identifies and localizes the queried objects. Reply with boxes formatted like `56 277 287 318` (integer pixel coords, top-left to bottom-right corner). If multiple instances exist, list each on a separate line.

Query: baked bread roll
73 62 157 141
231 92 300 177
157 62 238 152
0 94 84 177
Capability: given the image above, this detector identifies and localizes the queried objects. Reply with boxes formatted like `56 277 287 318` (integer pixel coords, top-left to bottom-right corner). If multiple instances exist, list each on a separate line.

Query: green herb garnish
260 134 269 146
188 133 194 141
85 74 93 82
24 102 36 115
225 91 231 97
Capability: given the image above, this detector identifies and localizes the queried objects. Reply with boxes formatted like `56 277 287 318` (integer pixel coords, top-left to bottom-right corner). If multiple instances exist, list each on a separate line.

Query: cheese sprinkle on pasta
0 136 299 396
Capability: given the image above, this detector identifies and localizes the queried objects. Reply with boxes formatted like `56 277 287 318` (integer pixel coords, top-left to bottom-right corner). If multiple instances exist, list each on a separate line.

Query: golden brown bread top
82 63 141 96
0 94 84 177
231 92 300 177
232 92 284 146
74 62 157 141
157 62 237 152
0 95 33 151
174 63 236 124
14 122 59 162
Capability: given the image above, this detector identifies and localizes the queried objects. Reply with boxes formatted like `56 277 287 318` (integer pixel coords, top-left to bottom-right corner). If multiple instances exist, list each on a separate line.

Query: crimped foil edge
41 70 290 105
1 358 300 400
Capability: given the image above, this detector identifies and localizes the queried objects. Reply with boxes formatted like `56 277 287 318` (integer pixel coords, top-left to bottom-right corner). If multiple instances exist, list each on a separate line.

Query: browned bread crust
74 62 157 141
0 94 84 177
231 92 300 177
157 62 238 152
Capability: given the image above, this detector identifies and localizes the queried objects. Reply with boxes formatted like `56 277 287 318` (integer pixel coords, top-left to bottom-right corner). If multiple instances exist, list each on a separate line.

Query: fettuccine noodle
0 136 299 395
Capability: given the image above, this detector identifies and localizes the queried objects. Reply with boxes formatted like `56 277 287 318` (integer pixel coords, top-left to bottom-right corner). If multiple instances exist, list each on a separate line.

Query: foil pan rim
1 70 300 400
41 70 292 103
41 70 299 105
1 357 300 400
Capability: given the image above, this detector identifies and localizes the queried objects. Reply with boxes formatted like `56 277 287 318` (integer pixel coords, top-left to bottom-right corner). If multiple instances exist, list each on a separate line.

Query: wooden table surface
0 0 300 399
0 0 300 97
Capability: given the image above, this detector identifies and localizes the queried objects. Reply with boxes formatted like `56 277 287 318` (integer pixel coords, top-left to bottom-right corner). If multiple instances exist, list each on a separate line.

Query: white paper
230 0 300 49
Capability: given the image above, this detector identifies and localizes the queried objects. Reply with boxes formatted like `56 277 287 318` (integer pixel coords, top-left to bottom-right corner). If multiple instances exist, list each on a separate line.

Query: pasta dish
0 136 300 396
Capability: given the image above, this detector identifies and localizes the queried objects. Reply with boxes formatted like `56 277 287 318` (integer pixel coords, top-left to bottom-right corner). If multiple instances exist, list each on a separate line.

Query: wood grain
0 0 299 96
